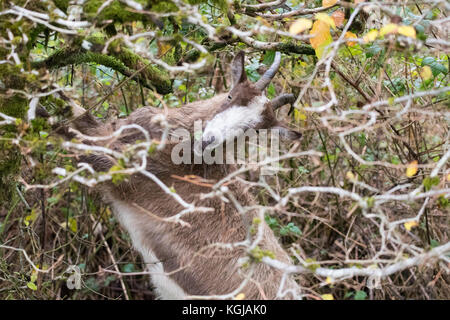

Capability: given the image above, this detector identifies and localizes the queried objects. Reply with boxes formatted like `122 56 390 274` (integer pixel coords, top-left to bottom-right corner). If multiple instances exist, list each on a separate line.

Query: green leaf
27 282 37 291
354 290 367 300
421 57 448 76
245 58 262 82
344 291 354 299
47 196 59 204
423 176 440 191
365 43 382 58
286 222 302 235
262 50 276 66
265 215 279 229
430 239 439 249
122 263 135 273
391 155 400 165
298 166 310 174
267 83 276 99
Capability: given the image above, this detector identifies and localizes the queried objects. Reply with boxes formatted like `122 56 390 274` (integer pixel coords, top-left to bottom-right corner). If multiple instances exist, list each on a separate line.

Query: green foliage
421 56 448 77
279 222 302 237
345 290 367 300
83 0 148 23
249 246 276 262
423 176 440 191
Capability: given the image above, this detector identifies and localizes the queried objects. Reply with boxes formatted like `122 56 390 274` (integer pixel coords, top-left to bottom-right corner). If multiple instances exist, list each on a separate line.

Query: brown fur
71 52 301 299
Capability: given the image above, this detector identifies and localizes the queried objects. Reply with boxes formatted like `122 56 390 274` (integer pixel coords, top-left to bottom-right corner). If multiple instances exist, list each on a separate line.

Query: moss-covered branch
32 46 173 94
200 36 315 56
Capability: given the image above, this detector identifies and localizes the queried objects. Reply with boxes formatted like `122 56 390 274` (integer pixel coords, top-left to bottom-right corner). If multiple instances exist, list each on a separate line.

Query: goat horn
271 93 295 110
255 51 281 90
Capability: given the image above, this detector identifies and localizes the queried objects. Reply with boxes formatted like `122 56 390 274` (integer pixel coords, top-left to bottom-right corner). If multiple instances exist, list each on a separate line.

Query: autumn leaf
346 171 356 181
322 0 338 7
68 217 78 233
294 108 307 122
157 40 172 56
363 29 378 43
380 23 398 36
345 31 357 46
406 160 418 177
255 16 272 27
404 220 419 231
24 209 38 226
289 18 312 34
331 10 345 28
321 294 334 300
398 25 416 38
234 293 245 300
310 20 332 58
420 66 432 80
315 12 336 30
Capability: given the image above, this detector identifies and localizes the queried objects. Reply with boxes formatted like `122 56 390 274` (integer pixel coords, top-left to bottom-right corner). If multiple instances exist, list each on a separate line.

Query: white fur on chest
110 200 187 300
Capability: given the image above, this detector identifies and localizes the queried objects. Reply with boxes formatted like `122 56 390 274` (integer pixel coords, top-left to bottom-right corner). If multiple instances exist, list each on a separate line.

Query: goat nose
202 136 215 150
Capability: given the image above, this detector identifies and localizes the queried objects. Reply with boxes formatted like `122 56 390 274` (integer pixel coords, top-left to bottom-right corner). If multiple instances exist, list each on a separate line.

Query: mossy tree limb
32 47 173 95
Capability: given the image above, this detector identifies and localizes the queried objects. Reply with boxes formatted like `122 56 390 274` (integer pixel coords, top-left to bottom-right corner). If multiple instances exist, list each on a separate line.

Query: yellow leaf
157 40 172 56
345 31 357 46
289 18 313 35
331 10 345 28
363 30 378 43
24 209 38 226
398 25 416 38
105 207 112 216
305 258 321 271
420 66 432 80
380 23 398 36
406 160 418 177
61 218 78 232
326 276 333 284
404 220 419 231
321 294 334 300
310 20 332 58
256 16 271 27
315 13 336 30
346 171 355 181
68 217 77 233
322 0 338 7
234 293 245 300
294 108 307 122
447 173 450 182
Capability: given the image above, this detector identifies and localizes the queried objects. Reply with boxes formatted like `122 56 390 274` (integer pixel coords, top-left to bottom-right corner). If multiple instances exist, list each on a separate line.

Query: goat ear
231 51 247 87
273 123 302 141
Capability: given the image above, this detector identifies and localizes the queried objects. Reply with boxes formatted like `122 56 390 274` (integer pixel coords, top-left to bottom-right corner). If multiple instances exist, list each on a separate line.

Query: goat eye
227 95 232 100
